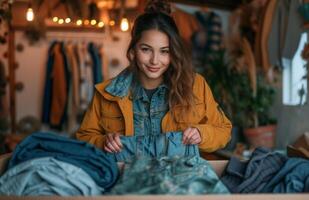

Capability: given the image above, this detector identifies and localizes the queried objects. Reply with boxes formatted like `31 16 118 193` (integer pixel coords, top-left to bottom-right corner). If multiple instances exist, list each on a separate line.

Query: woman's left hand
182 127 202 145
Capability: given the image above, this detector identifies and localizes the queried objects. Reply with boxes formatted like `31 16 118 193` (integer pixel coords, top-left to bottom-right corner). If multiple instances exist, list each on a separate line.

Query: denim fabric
131 80 169 136
262 158 309 193
105 68 132 98
221 147 287 193
105 68 169 137
88 42 102 84
42 41 57 124
8 132 118 189
105 69 200 162
109 156 229 195
114 132 200 162
0 157 104 196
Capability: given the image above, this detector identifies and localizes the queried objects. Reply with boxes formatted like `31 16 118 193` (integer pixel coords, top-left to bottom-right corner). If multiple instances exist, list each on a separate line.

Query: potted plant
201 50 244 150
201 49 277 149
234 72 277 149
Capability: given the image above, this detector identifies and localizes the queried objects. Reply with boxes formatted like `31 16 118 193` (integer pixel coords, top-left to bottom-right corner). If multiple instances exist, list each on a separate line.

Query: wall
272 73 309 149
9 30 130 122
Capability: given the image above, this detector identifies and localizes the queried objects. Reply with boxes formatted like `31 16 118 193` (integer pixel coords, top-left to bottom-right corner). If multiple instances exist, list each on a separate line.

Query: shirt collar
105 67 169 99
105 68 132 98
132 81 168 101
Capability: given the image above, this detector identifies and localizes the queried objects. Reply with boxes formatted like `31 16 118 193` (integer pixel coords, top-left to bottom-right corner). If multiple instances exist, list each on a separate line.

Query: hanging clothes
88 42 103 84
267 0 303 68
192 11 224 69
171 8 200 47
42 40 100 130
78 42 94 111
49 42 70 129
65 43 81 132
41 41 57 124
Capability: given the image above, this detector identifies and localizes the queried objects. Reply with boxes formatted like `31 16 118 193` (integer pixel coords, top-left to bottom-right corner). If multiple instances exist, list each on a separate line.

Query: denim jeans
108 156 230 195
114 132 200 162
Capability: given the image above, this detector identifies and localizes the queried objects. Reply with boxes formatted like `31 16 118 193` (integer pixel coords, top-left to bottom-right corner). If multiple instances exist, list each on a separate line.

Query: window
283 32 308 105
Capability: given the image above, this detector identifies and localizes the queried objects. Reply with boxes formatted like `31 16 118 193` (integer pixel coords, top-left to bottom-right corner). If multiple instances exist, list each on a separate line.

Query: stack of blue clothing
0 132 118 196
0 131 230 196
221 147 309 193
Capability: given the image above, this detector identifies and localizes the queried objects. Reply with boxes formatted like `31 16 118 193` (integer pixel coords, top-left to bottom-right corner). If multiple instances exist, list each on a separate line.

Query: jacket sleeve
75 91 106 149
193 78 232 152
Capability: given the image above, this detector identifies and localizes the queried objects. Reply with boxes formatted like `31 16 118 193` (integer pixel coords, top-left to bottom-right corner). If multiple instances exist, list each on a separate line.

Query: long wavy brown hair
126 0 195 115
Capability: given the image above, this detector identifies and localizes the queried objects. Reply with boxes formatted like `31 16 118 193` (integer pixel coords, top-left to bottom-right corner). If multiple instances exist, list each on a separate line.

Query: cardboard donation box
0 153 308 200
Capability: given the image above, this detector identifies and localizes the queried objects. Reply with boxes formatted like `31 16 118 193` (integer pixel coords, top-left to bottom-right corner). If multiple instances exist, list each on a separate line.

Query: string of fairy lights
26 4 130 31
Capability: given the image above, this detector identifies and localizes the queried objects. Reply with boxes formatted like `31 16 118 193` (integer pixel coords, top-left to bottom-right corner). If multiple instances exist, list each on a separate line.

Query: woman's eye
141 48 150 52
161 49 169 54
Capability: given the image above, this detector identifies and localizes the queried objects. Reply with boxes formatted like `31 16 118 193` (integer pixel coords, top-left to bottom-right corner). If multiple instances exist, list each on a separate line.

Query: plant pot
243 124 276 149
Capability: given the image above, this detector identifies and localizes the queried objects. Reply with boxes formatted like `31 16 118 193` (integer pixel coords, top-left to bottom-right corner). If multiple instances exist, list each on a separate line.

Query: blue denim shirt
131 82 169 136
104 69 201 161
105 69 169 136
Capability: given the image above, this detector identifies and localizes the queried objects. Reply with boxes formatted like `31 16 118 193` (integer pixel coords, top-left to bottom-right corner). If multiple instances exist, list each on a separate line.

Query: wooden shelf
304 23 309 29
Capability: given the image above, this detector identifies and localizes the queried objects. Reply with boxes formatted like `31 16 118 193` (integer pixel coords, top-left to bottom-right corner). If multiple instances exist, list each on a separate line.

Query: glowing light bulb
84 19 90 25
98 21 104 28
52 17 58 22
90 19 97 25
76 19 82 26
120 18 129 32
58 18 64 24
26 7 34 21
65 18 71 23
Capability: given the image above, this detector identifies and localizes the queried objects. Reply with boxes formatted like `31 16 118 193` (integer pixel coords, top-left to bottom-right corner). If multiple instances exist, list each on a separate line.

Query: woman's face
133 29 171 89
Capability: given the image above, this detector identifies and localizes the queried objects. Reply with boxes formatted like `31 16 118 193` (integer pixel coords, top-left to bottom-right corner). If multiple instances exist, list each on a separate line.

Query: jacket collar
96 67 169 101
105 68 133 98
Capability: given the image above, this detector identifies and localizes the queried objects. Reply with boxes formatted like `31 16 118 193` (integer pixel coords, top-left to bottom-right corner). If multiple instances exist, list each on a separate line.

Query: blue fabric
114 132 200 162
88 42 103 84
192 11 223 69
105 68 169 137
106 69 193 163
131 80 169 137
41 41 57 124
195 11 222 53
8 132 118 189
0 157 104 196
105 68 132 98
221 147 287 193
262 158 309 193
109 156 229 195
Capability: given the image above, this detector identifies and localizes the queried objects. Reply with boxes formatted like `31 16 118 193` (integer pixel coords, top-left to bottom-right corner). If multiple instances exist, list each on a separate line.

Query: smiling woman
76 0 232 156
133 30 170 89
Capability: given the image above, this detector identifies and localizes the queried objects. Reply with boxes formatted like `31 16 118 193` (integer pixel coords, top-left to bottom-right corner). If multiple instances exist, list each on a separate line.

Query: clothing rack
46 32 107 43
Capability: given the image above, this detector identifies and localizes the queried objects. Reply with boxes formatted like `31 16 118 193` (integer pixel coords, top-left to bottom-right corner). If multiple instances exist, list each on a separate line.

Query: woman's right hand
103 133 123 153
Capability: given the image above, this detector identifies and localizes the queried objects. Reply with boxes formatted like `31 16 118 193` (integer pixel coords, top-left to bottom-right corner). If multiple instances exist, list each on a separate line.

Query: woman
76 0 232 154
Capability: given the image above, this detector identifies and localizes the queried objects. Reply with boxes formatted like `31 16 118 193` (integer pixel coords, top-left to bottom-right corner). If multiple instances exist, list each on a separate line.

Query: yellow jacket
76 73 232 152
